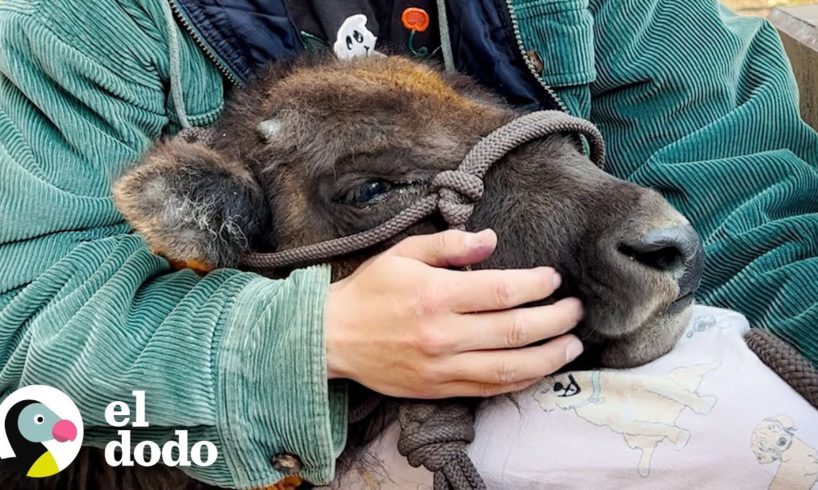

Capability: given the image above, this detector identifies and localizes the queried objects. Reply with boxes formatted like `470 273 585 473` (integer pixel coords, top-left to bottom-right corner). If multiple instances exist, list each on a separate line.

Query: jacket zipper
167 0 244 87
501 0 570 114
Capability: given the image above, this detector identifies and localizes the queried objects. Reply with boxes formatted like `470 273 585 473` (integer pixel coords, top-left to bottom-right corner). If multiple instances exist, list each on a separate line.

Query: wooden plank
769 6 818 130
724 1 817 18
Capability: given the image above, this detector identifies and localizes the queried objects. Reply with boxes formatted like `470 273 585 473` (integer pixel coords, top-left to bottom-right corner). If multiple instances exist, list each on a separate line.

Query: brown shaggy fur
0 55 703 489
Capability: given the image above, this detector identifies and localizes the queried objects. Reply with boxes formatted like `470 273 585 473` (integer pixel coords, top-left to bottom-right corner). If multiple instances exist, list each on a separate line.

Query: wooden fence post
769 6 818 130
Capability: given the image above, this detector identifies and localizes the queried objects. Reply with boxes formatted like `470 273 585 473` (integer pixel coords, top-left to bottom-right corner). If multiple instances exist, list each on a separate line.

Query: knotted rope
179 110 606 490
745 330 818 409
237 110 605 271
398 401 484 490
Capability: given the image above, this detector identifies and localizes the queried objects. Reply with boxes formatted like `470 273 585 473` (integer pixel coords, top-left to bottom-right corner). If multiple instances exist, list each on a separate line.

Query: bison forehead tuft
277 56 485 112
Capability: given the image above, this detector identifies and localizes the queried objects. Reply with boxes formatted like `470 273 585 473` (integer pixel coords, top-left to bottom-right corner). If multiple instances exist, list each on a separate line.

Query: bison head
114 55 702 368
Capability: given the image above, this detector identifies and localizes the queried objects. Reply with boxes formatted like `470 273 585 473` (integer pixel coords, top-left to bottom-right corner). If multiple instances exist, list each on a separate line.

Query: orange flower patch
402 7 430 32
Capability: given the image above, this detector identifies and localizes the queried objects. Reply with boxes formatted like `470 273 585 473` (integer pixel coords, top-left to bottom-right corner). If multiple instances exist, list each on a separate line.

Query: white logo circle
0 385 84 477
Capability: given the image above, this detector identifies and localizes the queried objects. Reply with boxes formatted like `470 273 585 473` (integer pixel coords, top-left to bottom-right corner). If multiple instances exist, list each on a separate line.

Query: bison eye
344 180 393 205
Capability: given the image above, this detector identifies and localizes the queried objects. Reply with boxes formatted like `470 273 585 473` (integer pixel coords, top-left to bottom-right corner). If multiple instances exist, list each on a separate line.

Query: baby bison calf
0 54 704 490
116 54 703 369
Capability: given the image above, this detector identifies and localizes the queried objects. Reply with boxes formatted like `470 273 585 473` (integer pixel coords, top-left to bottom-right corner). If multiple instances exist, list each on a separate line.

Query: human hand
324 229 584 399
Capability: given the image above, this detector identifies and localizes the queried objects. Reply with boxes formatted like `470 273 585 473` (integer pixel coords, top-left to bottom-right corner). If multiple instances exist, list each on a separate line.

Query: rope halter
238 110 606 272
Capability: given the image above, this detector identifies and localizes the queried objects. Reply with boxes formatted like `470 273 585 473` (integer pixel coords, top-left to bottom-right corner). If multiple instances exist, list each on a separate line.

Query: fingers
443 334 583 386
443 266 562 313
453 298 583 351
343 227 585 400
387 229 563 314
429 378 542 399
387 229 497 268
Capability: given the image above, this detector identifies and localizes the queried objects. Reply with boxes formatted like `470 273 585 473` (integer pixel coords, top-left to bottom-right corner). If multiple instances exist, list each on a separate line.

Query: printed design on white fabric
334 14 378 60
532 361 720 477
683 314 734 339
751 415 818 490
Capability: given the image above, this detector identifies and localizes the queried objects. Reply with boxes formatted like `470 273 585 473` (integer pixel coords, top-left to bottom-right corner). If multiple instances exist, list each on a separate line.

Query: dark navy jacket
174 0 561 111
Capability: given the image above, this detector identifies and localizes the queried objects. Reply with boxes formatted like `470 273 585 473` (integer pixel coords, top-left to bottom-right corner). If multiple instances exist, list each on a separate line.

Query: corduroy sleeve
519 0 818 364
0 1 346 487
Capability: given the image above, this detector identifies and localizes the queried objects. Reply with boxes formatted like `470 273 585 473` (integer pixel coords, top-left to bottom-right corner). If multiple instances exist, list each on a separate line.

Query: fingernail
567 298 584 320
537 267 561 288
565 338 584 362
465 229 492 248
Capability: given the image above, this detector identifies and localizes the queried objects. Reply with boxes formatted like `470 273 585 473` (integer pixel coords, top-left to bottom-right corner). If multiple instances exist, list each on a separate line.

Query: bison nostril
618 243 683 272
619 225 703 284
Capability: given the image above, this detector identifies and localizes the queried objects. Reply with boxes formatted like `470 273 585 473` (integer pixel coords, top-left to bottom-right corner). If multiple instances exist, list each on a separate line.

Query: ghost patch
333 14 378 60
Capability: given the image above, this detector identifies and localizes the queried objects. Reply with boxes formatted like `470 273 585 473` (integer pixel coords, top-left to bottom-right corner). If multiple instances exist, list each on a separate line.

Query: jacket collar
172 0 560 111
172 0 303 84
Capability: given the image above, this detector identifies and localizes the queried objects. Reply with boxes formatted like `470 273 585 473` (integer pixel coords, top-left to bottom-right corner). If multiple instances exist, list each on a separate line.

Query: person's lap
332 306 818 489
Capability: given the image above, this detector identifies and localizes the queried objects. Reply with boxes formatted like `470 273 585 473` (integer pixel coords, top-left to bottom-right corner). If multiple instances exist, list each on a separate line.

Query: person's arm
0 2 345 487
517 0 818 364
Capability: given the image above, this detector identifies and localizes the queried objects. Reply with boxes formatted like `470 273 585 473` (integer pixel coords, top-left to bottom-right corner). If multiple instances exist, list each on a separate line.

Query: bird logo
0 385 83 478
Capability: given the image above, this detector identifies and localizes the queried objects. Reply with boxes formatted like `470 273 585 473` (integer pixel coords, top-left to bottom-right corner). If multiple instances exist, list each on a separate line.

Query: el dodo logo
1 388 216 479
0 385 82 478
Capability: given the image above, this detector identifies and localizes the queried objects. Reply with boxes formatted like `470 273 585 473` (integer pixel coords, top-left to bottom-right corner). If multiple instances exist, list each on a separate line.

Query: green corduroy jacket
1 0 816 487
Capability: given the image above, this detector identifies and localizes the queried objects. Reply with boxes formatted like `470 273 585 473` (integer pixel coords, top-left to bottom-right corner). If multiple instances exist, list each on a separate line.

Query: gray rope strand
241 196 440 269
239 110 605 271
745 329 818 409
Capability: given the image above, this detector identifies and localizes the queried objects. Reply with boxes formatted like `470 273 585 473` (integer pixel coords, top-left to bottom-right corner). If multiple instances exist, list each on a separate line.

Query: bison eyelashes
341 179 393 205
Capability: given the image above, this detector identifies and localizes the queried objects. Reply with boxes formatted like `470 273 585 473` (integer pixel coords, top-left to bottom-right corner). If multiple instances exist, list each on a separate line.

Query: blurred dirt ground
723 0 815 16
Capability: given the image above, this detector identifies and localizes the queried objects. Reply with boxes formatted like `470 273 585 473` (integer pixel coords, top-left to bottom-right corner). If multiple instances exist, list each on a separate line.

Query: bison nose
619 225 703 292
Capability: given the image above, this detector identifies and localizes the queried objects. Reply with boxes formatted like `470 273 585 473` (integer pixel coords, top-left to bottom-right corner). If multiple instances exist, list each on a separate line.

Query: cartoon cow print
751 415 818 490
532 361 720 477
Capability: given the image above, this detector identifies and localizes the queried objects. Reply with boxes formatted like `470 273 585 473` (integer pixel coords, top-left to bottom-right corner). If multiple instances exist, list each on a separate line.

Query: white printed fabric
332 305 818 489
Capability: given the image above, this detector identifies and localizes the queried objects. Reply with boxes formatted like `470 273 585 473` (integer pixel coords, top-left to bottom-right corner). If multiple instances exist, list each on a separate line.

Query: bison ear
113 138 272 272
